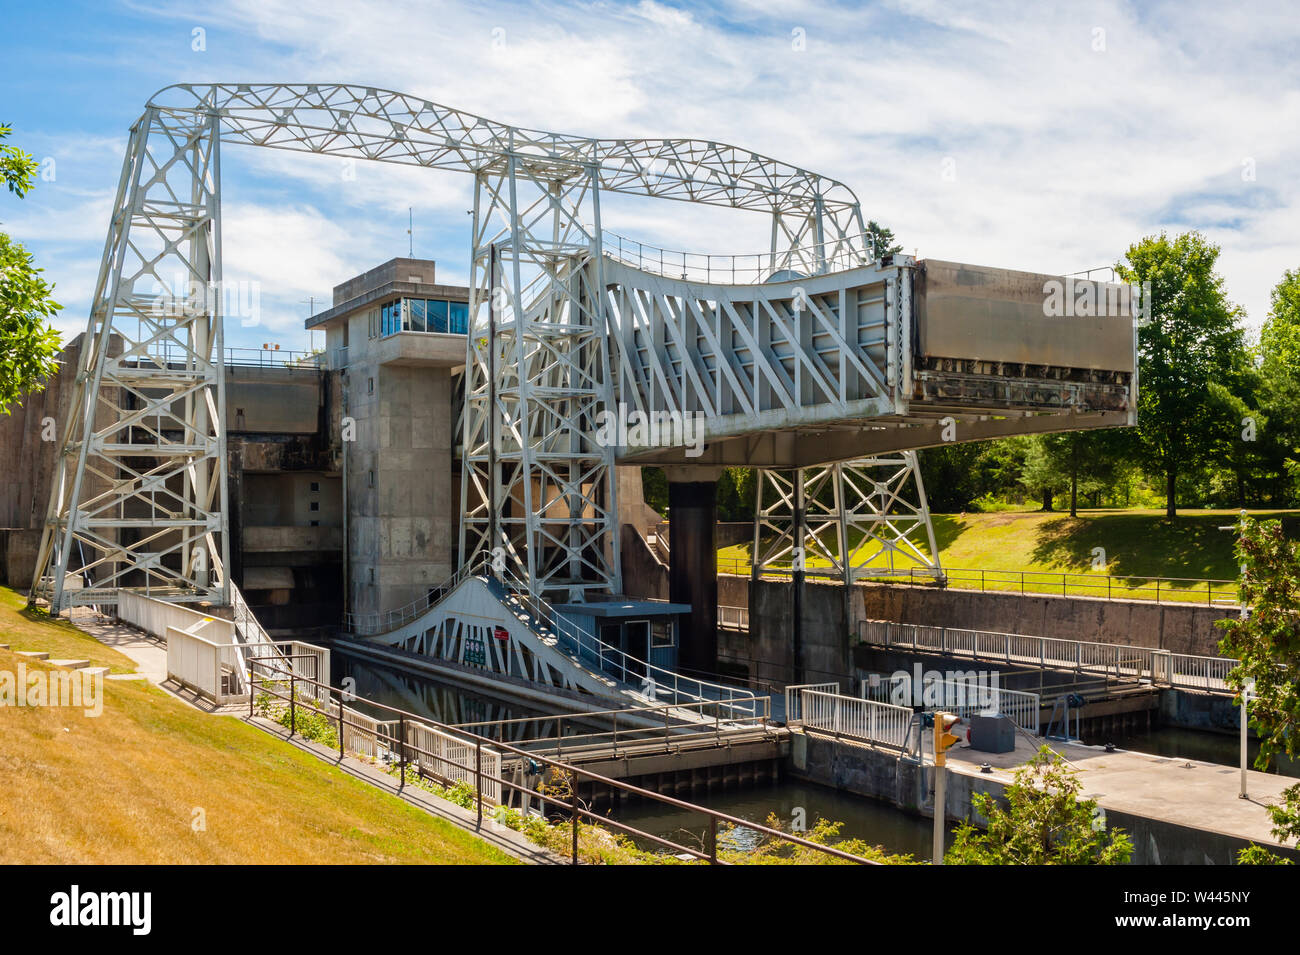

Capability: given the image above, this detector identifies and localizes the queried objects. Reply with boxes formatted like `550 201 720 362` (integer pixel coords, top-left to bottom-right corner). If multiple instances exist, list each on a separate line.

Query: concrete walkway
947 732 1292 849
68 607 166 684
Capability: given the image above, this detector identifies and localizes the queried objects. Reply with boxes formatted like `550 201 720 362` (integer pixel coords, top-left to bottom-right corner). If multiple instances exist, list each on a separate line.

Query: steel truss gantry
752 452 943 585
32 83 874 611
31 105 229 610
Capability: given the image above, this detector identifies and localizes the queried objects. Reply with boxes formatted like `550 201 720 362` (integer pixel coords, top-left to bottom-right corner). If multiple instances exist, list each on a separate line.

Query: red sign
493 626 509 641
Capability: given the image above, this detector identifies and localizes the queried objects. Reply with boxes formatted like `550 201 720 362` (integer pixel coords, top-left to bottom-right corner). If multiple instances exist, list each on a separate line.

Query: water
331 650 939 857
333 651 545 727
608 780 940 860
329 651 1292 861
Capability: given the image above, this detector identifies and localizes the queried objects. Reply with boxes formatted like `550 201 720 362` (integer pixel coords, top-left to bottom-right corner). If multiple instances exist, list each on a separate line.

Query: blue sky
2 0 1297 352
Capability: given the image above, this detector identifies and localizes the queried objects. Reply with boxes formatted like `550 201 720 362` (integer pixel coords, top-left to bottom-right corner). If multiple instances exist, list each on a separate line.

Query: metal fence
452 696 771 762
718 605 749 630
859 619 1237 694
716 559 1240 607
864 675 1040 734
785 684 912 749
245 660 880 865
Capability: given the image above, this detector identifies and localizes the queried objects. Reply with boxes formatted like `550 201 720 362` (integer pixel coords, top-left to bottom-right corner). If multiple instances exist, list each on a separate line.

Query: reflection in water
333 652 545 731
331 651 938 857
608 780 942 860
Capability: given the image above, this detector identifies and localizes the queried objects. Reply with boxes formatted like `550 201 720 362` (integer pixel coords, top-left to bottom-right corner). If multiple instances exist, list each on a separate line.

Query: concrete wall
855 582 1233 656
721 575 1233 689
226 366 322 434
787 732 1300 865
342 360 454 616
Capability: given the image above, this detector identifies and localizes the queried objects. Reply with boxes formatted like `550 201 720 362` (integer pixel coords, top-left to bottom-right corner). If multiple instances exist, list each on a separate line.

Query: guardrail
864 675 1040 734
717 558 1240 607
718 605 749 630
165 620 247 704
859 619 1237 694
345 555 486 636
602 230 879 285
245 659 880 864
451 696 770 761
117 589 235 643
785 684 912 749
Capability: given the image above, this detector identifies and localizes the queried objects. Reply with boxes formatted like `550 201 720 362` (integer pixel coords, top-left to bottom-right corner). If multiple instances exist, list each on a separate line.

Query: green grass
0 588 517 864
720 508 1300 603
0 587 138 673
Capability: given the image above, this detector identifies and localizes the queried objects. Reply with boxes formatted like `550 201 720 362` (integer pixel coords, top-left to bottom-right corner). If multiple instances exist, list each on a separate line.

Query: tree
1217 517 1300 861
0 124 62 412
1115 232 1246 517
864 220 902 260
1256 269 1300 505
945 746 1132 864
1020 431 1133 517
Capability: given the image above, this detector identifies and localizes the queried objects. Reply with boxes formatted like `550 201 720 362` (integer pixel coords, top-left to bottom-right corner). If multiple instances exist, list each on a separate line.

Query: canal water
331 650 1290 858
332 650 938 856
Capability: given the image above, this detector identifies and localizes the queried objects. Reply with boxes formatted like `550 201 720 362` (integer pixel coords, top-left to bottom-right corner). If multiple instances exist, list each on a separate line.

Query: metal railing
451 696 770 761
345 555 488 635
717 558 1240 607
602 230 880 285
864 675 1040 735
245 658 880 865
859 619 1238 695
785 685 912 749
224 346 321 368
718 605 749 630
346 554 761 719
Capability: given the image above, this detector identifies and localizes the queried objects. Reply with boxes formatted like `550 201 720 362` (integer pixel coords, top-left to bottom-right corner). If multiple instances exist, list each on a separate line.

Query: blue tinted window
408 298 426 332
427 299 449 333
449 301 468 334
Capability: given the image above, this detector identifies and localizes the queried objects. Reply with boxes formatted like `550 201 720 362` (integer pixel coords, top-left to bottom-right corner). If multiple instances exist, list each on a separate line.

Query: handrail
346 551 761 718
245 657 879 865
487 561 762 720
858 618 1239 695
719 558 1241 607
602 229 881 286
345 553 492 635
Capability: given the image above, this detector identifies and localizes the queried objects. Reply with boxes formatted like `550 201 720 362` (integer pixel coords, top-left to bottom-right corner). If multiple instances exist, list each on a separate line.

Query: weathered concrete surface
856 581 1233 656
0 335 123 590
620 524 669 600
668 480 718 673
723 574 1233 689
788 729 1300 865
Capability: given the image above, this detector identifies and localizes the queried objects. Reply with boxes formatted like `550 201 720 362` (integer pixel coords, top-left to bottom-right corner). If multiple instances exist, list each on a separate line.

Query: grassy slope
721 508 1300 598
0 588 138 673
0 589 515 864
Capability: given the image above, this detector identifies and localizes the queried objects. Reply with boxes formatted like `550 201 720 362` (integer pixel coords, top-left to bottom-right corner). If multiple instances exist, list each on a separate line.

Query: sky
1 0 1297 352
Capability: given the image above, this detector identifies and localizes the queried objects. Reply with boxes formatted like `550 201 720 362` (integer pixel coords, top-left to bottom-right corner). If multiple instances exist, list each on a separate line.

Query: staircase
351 560 762 720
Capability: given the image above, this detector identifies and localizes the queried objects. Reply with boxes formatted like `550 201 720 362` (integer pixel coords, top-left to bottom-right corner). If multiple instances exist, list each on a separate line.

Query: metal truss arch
752 452 943 585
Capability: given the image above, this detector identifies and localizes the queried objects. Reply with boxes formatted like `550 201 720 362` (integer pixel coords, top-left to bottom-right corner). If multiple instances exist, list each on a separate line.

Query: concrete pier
667 475 719 673
788 728 1300 864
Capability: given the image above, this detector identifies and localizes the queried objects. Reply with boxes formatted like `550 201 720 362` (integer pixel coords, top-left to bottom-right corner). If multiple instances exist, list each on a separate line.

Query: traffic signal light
933 712 961 766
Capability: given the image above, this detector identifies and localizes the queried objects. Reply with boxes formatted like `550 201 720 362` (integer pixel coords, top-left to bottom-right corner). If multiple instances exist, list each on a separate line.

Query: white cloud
22 0 1300 344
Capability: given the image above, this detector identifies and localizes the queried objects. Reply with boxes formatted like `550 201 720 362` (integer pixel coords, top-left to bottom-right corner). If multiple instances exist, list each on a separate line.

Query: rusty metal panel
916 260 1135 372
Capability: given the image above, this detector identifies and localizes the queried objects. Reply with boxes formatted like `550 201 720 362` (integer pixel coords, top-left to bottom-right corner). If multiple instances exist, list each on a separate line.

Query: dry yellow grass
0 600 516 864
0 588 137 673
